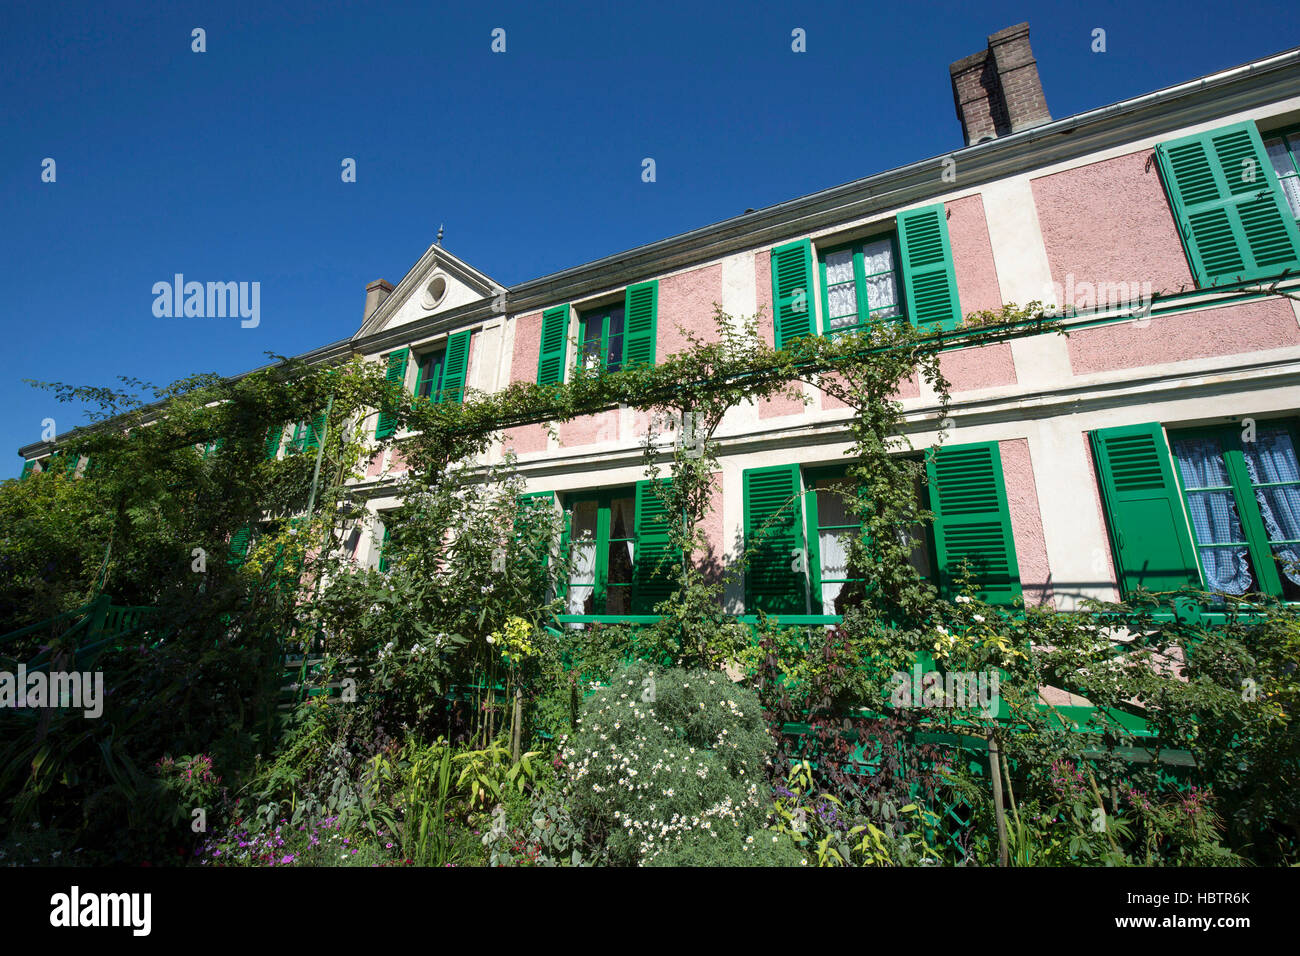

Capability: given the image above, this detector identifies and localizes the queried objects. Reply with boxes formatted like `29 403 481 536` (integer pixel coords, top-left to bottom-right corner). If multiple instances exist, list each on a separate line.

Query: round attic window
420 274 448 310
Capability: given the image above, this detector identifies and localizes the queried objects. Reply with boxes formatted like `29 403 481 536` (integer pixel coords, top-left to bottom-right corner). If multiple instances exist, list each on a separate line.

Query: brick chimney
950 23 1051 147
363 279 393 321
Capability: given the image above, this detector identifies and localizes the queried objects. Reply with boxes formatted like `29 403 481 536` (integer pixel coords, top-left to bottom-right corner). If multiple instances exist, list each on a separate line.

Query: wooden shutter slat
743 464 807 613
264 425 284 460
632 479 681 613
771 239 814 347
927 442 1021 605
623 281 658 369
517 491 559 600
898 203 962 332
1090 423 1201 598
1155 121 1300 287
304 413 326 452
537 305 570 386
375 348 409 439
228 525 252 565
440 331 471 404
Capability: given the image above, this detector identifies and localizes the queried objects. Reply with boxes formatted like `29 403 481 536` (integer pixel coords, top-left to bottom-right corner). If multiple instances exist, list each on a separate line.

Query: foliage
4 298 1295 868
557 661 780 865
770 760 940 866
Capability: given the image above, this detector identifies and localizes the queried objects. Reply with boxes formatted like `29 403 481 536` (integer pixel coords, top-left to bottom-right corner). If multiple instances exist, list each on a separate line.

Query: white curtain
825 250 857 329
1265 136 1300 219
819 531 849 613
1243 427 1300 587
817 487 852 613
861 238 900 320
1172 437 1253 595
567 540 596 614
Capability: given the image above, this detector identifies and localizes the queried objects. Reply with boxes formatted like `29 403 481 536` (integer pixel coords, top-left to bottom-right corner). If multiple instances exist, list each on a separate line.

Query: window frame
561 486 637 614
375 514 393 573
414 345 449 404
1263 123 1300 223
1168 418 1300 601
802 461 937 614
575 301 627 375
816 231 906 337
803 466 859 615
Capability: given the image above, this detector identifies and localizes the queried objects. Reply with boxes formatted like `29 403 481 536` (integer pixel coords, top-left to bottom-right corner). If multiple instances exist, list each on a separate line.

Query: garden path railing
0 594 159 675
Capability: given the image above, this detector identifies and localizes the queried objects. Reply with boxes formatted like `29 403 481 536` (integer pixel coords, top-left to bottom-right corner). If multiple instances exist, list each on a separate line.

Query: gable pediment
354 243 502 339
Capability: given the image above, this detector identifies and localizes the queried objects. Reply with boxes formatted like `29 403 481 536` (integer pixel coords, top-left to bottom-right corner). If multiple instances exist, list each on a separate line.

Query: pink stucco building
21 24 1300 621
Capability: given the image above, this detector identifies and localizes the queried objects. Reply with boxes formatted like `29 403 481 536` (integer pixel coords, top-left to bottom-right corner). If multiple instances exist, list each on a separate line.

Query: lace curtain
1243 428 1300 587
567 539 596 615
825 250 857 330
1172 437 1252 594
817 487 852 613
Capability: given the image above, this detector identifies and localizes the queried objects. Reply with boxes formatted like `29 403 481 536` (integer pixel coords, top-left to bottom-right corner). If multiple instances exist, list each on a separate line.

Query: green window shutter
537 305 570 386
926 442 1021 605
771 239 814 348
1089 423 1201 599
517 491 559 597
377 523 391 573
1154 121 1300 288
623 281 658 369
264 424 284 460
376 348 410 439
288 422 306 455
743 464 808 613
19 460 34 480
304 413 326 452
631 479 681 613
440 330 471 404
898 203 962 333
228 525 252 566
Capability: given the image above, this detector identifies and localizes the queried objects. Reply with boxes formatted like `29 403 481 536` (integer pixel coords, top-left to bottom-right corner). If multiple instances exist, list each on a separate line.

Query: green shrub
559 661 778 865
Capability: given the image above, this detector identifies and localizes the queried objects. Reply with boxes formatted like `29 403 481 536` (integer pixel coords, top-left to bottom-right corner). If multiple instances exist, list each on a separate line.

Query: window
769 203 961 349
818 235 903 335
744 448 1009 616
563 489 636 614
804 467 936 614
1264 127 1300 222
805 471 862 614
577 302 626 373
536 281 658 385
288 414 325 455
1169 422 1300 601
415 348 447 402
1153 121 1300 288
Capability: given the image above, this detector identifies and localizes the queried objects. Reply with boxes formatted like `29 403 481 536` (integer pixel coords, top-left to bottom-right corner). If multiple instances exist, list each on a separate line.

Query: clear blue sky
4 0 1296 475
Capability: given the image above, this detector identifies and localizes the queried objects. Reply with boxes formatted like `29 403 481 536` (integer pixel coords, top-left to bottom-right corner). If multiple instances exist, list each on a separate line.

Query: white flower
973 614 985 623
955 595 972 604
486 635 495 644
